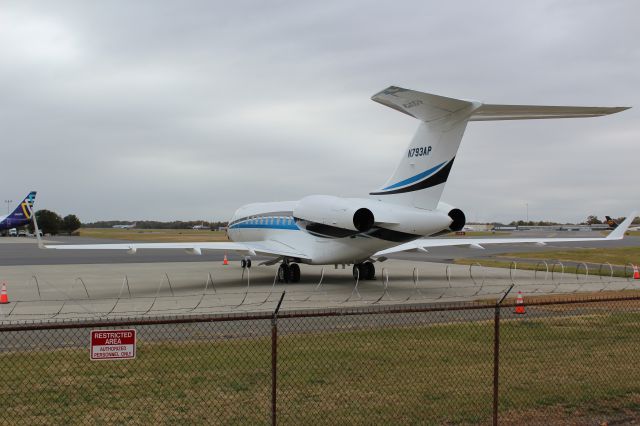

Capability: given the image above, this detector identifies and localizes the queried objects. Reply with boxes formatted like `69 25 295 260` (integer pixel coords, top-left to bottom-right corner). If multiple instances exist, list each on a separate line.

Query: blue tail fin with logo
7 191 37 222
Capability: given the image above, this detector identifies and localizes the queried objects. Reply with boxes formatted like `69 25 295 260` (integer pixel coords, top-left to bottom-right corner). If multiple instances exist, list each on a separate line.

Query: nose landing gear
240 258 252 269
353 261 375 280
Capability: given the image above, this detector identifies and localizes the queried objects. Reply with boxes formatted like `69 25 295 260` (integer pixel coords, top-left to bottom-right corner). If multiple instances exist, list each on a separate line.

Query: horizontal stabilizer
470 104 629 121
372 86 629 122
372 87 473 122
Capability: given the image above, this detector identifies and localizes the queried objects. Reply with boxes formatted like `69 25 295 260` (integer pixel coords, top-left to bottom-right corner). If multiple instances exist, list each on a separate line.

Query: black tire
278 264 290 283
240 259 246 268
246 259 252 268
364 262 375 280
290 263 301 283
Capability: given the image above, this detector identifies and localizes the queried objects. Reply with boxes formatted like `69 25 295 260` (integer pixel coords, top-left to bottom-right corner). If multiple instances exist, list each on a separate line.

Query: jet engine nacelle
294 195 375 234
436 201 466 232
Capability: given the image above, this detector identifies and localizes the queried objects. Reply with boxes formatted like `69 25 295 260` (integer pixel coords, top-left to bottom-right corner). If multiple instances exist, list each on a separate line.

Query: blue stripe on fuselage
228 222 299 231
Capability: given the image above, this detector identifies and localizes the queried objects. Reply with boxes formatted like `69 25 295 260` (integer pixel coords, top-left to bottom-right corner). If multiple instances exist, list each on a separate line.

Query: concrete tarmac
0 232 637 322
0 258 634 322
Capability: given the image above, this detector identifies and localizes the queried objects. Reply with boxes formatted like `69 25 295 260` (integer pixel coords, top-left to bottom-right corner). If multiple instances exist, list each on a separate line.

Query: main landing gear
277 262 301 283
353 261 375 281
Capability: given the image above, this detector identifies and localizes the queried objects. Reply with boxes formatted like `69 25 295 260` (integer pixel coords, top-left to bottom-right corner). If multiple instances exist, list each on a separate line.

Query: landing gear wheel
278 264 291 283
353 262 375 280
290 263 301 283
363 261 375 280
240 259 246 268
246 259 252 268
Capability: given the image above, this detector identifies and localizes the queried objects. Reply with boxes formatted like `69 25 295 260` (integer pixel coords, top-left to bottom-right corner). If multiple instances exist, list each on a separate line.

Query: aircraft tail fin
607 212 636 240
7 191 37 222
605 216 619 229
369 86 629 210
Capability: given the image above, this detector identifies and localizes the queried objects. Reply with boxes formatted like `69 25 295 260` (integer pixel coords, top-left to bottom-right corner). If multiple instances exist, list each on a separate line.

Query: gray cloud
1 0 638 223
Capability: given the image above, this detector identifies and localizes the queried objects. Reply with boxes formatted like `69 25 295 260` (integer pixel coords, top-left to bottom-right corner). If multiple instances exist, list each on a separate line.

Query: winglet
606 212 637 240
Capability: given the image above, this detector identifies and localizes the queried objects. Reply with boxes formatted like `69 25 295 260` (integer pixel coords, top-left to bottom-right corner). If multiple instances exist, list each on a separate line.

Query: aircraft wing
375 212 637 256
44 240 312 260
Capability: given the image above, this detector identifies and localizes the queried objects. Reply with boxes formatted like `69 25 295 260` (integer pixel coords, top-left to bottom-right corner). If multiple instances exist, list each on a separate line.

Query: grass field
3 306 640 424
497 246 640 266
78 228 229 242
457 246 640 278
456 258 634 278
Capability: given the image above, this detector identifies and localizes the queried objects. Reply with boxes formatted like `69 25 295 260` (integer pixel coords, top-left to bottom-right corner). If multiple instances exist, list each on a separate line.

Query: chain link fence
1 293 640 424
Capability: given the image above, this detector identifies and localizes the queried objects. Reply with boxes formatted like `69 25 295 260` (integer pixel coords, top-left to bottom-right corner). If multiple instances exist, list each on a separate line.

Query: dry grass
2 306 640 424
456 255 637 278
496 246 640 267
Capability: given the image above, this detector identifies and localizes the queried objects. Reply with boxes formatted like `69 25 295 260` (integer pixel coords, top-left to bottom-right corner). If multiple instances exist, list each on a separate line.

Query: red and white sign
90 329 136 361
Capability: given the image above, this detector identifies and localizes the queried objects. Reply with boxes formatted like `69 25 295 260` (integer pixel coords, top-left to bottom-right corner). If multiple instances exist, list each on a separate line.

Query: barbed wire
0 261 637 322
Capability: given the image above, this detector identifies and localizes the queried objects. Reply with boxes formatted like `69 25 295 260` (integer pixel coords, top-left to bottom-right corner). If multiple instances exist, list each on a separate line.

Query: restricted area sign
90 329 136 361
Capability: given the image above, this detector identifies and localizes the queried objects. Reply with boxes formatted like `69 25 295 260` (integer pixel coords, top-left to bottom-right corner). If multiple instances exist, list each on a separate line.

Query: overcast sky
1 0 638 224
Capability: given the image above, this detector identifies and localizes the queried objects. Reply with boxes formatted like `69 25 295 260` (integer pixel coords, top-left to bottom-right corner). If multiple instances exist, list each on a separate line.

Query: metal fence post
271 291 286 426
493 284 514 426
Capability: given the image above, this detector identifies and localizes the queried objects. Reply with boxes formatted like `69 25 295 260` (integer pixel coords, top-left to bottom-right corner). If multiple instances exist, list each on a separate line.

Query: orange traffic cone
223 254 229 266
514 291 525 314
0 282 9 304
634 265 639 280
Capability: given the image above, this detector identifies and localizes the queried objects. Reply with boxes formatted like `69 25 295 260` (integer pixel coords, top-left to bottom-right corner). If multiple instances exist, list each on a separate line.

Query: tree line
506 215 640 227
26 212 230 235
27 210 81 235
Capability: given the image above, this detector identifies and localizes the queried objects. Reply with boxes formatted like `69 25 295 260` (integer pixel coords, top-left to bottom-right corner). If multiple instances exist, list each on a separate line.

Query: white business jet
39 87 635 283
112 223 136 229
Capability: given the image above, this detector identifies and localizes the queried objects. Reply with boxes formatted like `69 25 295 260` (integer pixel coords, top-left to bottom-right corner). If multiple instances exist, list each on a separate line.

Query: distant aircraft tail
605 216 618 229
369 86 628 210
7 191 37 222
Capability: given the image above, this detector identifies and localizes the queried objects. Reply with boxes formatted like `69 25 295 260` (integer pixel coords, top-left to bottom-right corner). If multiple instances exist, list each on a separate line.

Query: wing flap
44 240 312 260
